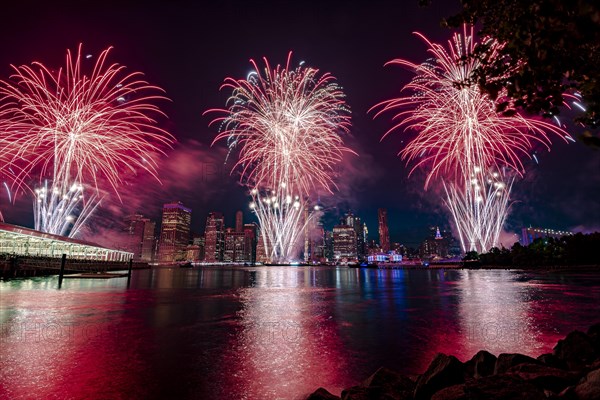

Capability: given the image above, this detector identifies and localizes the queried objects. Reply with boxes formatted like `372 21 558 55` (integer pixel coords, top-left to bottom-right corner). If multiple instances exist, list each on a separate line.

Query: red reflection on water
213 268 353 399
0 285 151 400
403 271 599 371
1 269 599 399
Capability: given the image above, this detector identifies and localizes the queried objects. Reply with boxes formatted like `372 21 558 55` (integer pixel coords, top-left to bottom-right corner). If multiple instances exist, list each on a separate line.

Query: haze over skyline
0 0 598 247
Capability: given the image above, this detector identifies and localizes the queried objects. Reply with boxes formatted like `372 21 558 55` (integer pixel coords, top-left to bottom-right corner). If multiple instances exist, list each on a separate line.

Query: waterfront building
186 245 201 262
368 251 403 264
420 227 449 259
158 202 192 263
256 230 270 264
192 235 205 261
0 222 132 261
224 228 246 262
204 212 225 263
378 208 390 252
333 224 357 262
243 223 257 263
124 213 156 262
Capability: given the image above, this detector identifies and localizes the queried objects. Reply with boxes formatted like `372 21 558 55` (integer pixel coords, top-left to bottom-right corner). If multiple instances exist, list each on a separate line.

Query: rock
494 353 541 375
361 366 415 397
467 350 497 378
306 387 341 400
463 375 546 399
574 368 600 400
341 385 398 400
553 330 596 370
431 384 466 400
414 353 465 400
557 386 578 400
537 353 568 370
505 362 579 393
587 322 600 354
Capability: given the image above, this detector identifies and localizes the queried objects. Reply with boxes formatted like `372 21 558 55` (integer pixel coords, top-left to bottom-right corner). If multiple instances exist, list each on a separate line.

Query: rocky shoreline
306 323 600 400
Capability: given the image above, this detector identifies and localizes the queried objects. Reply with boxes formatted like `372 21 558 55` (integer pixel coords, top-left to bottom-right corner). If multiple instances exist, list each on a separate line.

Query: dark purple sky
0 0 598 247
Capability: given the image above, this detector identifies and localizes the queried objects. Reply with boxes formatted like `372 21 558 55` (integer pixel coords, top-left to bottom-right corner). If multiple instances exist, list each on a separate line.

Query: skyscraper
378 208 390 253
204 212 225 263
235 210 243 233
158 202 192 263
224 227 245 262
243 223 257 263
141 219 156 262
333 224 357 262
124 213 155 261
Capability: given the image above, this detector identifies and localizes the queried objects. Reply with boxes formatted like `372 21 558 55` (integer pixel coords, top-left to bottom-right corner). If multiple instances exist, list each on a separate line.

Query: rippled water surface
1 267 600 399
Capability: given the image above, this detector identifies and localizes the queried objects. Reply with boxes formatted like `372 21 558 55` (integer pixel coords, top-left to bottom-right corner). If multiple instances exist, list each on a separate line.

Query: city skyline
0 1 598 249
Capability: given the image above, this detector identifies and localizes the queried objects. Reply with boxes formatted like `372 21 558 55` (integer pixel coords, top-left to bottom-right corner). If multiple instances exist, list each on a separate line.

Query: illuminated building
302 208 325 263
204 212 224 263
124 213 156 262
158 202 192 263
420 227 449 259
378 208 390 252
256 229 270 264
224 228 245 262
0 222 132 261
367 252 402 264
333 224 357 262
243 223 257 263
186 245 201 262
193 235 205 261
356 220 367 262
521 227 573 246
324 230 334 262
235 210 243 233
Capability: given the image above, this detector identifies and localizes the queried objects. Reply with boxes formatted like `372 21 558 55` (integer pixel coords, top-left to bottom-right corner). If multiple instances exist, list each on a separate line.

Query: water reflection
0 267 599 399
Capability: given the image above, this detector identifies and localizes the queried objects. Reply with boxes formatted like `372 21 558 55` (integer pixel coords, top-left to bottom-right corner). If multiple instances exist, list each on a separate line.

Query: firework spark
373 26 571 253
208 52 352 263
0 45 174 237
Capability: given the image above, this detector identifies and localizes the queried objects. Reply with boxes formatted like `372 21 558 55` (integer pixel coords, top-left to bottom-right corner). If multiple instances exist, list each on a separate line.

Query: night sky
0 0 598 247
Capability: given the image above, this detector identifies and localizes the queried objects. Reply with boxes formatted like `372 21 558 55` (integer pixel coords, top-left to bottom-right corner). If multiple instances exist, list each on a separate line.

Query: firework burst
373 26 571 253
0 44 174 237
208 52 352 263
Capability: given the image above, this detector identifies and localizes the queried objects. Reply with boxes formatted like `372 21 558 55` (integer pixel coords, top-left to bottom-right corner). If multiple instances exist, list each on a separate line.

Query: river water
1 267 599 399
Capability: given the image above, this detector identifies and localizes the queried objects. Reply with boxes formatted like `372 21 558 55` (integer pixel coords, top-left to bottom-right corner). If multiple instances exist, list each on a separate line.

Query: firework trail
208 52 352 263
373 26 571 253
0 45 174 237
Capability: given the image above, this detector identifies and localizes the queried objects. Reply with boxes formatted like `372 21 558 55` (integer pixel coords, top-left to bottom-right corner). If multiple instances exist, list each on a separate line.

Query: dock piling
127 258 133 287
58 254 67 289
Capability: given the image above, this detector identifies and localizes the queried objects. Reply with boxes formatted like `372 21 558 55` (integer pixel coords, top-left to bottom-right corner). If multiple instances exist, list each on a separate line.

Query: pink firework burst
0 44 174 236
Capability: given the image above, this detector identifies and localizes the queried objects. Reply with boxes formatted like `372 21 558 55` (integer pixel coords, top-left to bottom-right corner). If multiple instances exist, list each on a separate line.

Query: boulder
553 330 596 370
505 362 579 393
467 350 497 378
306 387 340 400
414 353 465 400
431 384 466 400
494 353 541 375
557 386 578 400
341 385 399 400
537 353 568 370
361 366 415 397
574 368 600 400
587 322 600 354
463 375 546 399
